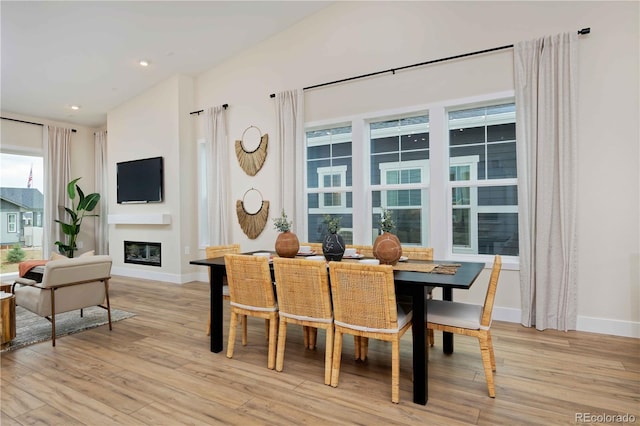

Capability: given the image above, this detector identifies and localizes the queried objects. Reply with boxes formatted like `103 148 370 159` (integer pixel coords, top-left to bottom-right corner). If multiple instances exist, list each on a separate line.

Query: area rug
1 305 135 352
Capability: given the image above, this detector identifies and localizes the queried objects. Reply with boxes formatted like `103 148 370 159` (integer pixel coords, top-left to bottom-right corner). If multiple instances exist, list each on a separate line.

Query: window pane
452 208 470 247
478 185 517 206
448 103 518 256
0 153 44 275
306 126 353 242
478 213 519 256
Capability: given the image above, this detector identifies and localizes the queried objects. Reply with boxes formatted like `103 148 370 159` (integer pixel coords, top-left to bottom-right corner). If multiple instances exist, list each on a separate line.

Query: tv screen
117 157 164 204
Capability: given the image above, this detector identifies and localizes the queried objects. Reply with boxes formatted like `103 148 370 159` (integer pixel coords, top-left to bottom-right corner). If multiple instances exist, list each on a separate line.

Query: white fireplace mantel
107 214 171 225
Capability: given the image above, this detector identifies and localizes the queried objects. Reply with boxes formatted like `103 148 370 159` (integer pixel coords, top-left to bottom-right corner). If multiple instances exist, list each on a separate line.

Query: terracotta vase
275 231 300 258
322 232 345 261
373 232 403 265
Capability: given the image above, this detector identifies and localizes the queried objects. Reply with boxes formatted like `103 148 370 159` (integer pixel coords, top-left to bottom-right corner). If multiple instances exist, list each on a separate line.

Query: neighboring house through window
302 93 518 262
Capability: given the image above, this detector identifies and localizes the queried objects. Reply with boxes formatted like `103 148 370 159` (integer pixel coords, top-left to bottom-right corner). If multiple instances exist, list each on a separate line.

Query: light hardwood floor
1 276 638 425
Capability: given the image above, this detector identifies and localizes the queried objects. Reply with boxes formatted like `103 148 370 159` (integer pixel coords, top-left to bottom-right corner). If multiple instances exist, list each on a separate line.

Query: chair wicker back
401 246 433 260
328 261 412 403
298 242 323 253
224 254 278 369
204 244 241 335
426 255 502 397
273 257 334 384
345 244 374 258
205 244 240 259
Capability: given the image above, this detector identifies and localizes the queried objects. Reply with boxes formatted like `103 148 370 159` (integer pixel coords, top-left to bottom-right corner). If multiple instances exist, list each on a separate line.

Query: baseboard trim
494 307 639 338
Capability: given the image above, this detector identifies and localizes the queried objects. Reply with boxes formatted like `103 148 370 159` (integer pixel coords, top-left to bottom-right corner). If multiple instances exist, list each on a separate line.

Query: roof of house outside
0 187 44 210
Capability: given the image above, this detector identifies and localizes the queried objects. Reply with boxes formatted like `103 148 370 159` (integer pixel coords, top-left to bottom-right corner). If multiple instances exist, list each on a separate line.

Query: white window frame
375 159 430 245
317 165 348 209
7 213 17 233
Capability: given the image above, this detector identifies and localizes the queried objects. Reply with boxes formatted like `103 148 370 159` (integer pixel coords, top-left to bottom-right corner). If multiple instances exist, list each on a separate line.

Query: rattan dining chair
204 244 241 336
328 261 412 403
400 246 436 346
272 257 334 385
426 255 502 397
224 254 279 369
298 242 323 254
346 244 374 257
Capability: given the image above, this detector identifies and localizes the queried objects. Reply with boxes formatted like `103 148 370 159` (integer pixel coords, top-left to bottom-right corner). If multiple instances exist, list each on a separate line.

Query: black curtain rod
189 104 228 115
269 27 591 98
1 116 77 132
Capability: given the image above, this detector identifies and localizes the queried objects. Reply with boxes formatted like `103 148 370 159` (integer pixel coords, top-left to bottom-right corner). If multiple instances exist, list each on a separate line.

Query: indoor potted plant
373 208 402 265
273 209 299 258
322 214 345 261
55 177 101 258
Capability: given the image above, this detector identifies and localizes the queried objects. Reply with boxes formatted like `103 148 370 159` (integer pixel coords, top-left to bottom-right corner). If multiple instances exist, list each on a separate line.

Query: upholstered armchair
13 255 113 346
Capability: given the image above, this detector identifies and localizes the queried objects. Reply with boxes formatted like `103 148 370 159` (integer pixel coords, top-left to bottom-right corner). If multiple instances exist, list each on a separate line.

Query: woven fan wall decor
235 125 268 176
236 188 269 239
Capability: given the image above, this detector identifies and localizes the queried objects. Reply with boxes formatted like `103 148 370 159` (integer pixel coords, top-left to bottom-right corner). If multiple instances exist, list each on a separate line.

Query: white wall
0 111 99 255
107 75 194 283
182 1 638 336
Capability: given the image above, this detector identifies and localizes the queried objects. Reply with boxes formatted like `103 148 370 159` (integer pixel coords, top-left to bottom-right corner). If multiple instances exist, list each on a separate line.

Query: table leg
410 285 427 405
210 267 224 353
443 287 453 355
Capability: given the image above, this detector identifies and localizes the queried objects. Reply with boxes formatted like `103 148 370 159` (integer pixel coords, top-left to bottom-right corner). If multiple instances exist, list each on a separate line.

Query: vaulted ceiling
1 1 330 128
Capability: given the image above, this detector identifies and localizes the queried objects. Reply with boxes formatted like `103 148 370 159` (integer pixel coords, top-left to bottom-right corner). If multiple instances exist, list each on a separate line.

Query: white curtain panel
205 106 231 245
515 32 579 331
274 89 304 233
94 130 108 255
42 126 72 258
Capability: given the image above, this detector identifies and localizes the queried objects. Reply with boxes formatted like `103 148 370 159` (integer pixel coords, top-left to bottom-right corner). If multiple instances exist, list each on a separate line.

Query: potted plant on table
373 208 402 265
322 214 345 261
273 209 299 258
55 177 101 258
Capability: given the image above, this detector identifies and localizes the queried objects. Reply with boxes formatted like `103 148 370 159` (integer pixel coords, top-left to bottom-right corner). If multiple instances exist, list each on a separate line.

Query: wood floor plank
1 275 638 425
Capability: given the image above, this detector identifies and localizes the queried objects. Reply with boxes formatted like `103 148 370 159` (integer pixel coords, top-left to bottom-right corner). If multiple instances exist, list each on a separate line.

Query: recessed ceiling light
139 60 149 67
71 105 80 110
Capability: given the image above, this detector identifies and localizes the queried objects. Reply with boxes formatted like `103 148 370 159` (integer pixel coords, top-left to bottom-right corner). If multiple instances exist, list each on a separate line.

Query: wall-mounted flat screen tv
116 156 164 204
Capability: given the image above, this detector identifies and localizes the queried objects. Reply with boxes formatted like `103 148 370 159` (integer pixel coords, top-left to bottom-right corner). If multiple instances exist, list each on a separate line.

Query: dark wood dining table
190 252 485 405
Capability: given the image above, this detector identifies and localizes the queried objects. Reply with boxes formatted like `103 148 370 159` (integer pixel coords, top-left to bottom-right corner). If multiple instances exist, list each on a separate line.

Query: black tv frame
116 156 164 204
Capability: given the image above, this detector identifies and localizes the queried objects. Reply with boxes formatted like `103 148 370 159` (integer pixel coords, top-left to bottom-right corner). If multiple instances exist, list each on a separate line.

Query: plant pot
323 232 345 261
373 232 402 265
275 231 300 258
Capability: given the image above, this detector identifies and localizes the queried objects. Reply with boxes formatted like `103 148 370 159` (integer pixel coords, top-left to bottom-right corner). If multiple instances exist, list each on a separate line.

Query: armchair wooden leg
50 288 56 347
104 279 112 331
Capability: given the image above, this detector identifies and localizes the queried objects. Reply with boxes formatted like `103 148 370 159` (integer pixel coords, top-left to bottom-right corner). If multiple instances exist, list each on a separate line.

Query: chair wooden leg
264 319 269 341
324 326 334 386
267 316 278 370
227 311 238 359
309 327 317 350
360 337 369 361
303 326 310 348
487 331 496 371
275 319 287 372
242 315 248 346
391 338 400 403
331 330 343 387
428 328 435 347
354 335 361 361
479 332 496 397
